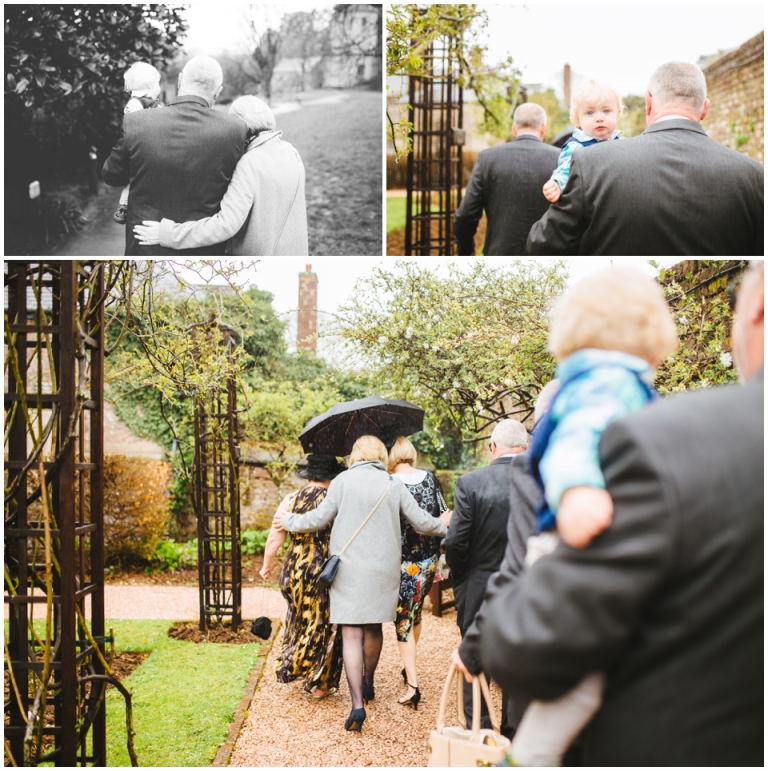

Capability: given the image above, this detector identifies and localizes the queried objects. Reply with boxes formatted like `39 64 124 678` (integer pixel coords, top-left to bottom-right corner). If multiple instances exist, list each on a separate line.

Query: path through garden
90 583 501 767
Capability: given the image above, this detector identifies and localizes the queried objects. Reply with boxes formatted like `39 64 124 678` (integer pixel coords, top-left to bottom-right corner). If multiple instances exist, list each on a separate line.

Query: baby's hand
542 180 561 202
557 486 614 548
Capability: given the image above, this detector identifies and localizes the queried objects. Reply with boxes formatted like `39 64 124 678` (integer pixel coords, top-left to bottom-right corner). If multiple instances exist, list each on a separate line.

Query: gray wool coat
158 129 308 256
282 460 447 624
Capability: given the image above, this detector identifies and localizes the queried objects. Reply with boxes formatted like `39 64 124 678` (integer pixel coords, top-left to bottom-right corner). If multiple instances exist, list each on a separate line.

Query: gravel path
230 607 504 767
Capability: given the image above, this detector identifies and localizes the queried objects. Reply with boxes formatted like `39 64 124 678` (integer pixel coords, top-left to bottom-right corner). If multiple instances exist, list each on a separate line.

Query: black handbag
317 554 340 588
316 481 391 589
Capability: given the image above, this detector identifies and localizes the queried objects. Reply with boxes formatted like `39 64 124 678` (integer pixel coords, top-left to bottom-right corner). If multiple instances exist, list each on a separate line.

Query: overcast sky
181 3 336 55
483 2 764 97
204 258 678 356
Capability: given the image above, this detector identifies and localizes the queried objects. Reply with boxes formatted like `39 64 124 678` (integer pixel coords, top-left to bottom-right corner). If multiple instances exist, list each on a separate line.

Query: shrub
148 538 198 573
104 455 172 566
241 528 270 556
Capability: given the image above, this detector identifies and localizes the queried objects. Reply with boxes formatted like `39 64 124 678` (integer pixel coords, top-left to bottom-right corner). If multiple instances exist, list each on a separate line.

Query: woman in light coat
276 435 451 734
133 95 308 255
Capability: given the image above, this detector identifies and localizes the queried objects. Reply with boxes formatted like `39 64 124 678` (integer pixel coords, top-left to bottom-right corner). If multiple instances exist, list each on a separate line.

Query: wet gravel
230 607 504 767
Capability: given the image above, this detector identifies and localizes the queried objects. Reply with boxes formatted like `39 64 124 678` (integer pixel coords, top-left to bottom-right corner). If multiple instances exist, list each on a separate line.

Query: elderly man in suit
453 103 560 256
527 61 764 255
103 55 247 256
443 418 529 732
451 382 559 741
479 261 764 766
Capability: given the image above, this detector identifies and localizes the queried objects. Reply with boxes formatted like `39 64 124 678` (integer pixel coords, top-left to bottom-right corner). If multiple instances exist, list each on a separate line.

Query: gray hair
491 418 528 450
182 55 223 97
534 380 560 423
647 62 707 112
229 95 276 132
514 102 547 131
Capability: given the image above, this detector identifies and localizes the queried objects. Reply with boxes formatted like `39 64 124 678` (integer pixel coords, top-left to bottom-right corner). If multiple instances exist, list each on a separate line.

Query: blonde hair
570 79 623 126
387 436 417 472
349 435 388 466
124 62 161 93
548 268 678 365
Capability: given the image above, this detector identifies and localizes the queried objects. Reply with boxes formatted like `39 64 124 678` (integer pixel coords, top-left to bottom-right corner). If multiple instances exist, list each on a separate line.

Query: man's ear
699 98 710 122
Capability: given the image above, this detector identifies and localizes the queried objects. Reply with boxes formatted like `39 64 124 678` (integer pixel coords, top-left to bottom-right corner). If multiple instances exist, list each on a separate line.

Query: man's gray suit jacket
454 135 560 256
479 373 764 766
102 94 247 256
526 119 764 255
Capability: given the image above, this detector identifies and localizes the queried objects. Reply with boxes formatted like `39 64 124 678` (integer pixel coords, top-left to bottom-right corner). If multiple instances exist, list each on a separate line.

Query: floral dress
395 471 448 642
275 485 343 692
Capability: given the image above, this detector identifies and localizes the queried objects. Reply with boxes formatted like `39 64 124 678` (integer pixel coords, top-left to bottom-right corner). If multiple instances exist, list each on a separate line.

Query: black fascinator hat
296 454 347 481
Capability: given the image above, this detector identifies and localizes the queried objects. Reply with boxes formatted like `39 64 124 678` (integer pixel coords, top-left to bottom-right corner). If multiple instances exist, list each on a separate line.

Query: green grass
105 619 260 767
386 195 442 233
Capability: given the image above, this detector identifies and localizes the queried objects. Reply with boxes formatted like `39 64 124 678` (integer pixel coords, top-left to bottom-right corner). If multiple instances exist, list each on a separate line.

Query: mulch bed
168 620 266 645
110 651 150 683
387 217 488 256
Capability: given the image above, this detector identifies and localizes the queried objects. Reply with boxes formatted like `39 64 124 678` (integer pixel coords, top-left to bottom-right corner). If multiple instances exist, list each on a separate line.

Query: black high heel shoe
344 707 366 732
398 683 421 710
362 681 375 703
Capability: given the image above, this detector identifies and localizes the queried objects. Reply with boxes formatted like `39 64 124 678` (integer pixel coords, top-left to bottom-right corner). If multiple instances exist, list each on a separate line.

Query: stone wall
703 31 764 163
240 465 305 530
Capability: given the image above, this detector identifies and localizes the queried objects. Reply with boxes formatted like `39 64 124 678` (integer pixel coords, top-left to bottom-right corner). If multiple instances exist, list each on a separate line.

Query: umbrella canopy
299 396 425 456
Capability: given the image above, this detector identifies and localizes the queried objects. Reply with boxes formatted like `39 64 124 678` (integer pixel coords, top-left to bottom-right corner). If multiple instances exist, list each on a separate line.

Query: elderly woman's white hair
229 95 276 133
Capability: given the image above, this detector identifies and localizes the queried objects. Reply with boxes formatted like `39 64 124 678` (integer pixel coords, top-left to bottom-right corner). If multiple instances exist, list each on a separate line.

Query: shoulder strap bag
317 481 392 588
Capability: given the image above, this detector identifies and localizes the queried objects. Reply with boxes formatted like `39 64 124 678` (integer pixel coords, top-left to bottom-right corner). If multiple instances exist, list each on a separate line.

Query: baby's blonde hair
349 435 388 467
570 79 623 126
548 268 678 365
387 436 417 473
124 61 161 93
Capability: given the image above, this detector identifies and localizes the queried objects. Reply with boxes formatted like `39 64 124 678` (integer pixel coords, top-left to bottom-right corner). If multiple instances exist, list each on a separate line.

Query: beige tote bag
428 663 511 767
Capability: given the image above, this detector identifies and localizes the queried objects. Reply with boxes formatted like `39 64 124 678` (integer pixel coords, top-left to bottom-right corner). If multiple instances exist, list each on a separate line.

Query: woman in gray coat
276 435 450 734
133 95 308 255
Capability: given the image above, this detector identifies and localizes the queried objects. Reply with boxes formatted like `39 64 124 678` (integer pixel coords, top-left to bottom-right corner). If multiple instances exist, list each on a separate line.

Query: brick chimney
297 264 318 356
564 63 571 111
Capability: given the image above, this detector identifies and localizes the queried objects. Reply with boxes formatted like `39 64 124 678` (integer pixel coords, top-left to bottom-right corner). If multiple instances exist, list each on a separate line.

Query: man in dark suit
479 261 764 766
451 382 559 740
453 103 559 256
443 418 529 731
527 61 764 255
103 55 247 256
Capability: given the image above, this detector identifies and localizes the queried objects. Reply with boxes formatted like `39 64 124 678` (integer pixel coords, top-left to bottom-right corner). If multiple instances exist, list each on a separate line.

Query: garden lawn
386 195 442 233
276 90 382 255
105 620 260 767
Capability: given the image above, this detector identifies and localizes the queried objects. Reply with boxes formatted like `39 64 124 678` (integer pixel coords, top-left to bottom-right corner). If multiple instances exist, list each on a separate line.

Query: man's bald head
646 61 710 124
514 103 547 131
512 102 548 140
179 55 224 104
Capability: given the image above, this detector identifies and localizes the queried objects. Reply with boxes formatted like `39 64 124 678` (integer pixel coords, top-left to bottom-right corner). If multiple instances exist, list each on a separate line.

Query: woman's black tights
341 624 383 709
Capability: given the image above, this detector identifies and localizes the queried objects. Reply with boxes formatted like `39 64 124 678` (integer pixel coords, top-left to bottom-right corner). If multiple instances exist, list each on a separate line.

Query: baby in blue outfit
508 267 679 767
543 79 623 203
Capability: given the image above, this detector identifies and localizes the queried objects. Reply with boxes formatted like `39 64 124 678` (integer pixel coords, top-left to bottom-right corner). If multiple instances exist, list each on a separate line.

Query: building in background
297 264 318 356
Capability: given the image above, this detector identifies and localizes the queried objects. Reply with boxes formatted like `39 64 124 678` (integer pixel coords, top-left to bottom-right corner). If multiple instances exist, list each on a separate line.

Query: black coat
102 94 247 256
443 455 519 631
480 374 764 766
457 452 541 732
526 119 764 256
453 135 560 256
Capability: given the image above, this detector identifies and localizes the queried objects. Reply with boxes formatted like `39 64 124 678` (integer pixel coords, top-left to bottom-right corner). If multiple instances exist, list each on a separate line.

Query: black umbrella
299 395 425 456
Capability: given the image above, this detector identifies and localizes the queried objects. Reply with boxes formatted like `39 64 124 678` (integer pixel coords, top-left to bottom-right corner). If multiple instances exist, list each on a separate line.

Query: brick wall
703 31 764 163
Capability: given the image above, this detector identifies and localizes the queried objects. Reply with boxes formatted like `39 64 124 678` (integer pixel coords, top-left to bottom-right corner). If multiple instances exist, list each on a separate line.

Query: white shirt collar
655 115 698 123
